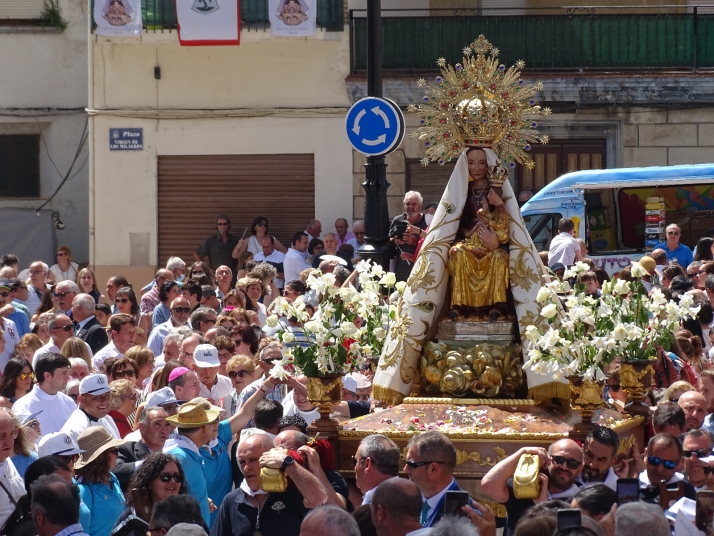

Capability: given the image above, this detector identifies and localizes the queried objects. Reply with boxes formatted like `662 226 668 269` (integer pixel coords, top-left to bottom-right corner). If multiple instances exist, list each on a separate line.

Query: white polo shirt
60 408 121 444
12 384 77 435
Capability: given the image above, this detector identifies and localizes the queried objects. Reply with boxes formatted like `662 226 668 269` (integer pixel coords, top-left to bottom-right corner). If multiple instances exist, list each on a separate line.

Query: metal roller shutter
157 154 315 267
406 159 456 207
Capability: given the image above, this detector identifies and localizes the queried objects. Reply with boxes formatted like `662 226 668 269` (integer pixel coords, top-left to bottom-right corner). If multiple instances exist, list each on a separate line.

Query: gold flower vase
620 359 655 416
567 376 606 433
306 374 344 434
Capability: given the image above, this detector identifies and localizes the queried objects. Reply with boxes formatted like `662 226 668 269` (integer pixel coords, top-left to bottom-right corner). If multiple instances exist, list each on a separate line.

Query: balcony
350 6 714 72
91 0 343 32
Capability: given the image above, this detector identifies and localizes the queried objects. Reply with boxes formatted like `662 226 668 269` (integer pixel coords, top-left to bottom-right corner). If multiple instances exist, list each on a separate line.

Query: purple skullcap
168 367 190 383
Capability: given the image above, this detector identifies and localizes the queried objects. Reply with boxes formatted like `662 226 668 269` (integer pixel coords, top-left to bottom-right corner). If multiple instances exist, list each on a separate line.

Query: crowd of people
0 200 713 536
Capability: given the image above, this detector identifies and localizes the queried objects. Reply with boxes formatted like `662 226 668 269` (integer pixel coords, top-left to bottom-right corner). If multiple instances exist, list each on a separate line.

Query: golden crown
407 35 550 169
487 161 509 188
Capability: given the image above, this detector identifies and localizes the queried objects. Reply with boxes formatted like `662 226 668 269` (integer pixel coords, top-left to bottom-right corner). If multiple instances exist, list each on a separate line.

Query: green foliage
39 0 68 31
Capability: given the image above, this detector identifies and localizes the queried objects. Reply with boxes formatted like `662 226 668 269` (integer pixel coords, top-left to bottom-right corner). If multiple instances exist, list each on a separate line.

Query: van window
524 213 563 252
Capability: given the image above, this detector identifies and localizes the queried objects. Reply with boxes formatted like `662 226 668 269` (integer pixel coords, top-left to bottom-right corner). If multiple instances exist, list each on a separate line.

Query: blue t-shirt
201 420 233 527
169 443 210 525
11 450 38 479
78 473 125 536
653 241 693 268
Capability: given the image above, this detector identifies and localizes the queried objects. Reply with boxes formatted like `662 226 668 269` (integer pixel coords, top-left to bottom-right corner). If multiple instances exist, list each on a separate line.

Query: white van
520 164 714 274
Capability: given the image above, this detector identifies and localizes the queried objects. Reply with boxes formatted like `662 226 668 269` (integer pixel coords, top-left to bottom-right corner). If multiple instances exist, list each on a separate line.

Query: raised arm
480 446 548 503
225 378 277 434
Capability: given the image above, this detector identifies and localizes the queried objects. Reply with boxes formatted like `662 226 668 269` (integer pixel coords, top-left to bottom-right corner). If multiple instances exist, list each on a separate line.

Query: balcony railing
350 6 714 72
91 0 343 32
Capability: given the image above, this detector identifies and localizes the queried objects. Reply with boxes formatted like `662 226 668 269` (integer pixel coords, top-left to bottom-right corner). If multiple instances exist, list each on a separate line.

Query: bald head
678 391 708 431
651 249 667 265
548 438 584 461
241 432 274 454
300 505 359 536
274 429 309 451
371 478 423 523
157 269 174 281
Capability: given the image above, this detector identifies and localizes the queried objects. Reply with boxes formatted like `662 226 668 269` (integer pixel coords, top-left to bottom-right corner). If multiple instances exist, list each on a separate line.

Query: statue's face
467 149 487 182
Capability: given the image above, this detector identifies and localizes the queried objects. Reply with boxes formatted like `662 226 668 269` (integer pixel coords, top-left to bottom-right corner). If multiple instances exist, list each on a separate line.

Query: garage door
157 154 315 267
406 160 456 207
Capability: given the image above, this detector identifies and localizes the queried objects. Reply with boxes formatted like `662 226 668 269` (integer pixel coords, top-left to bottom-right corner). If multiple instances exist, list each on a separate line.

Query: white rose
340 321 359 336
395 281 407 293
536 287 552 304
631 262 647 278
613 325 627 341
613 279 631 296
281 332 295 343
525 325 540 342
541 303 558 319
379 272 397 287
266 315 279 328
374 327 387 341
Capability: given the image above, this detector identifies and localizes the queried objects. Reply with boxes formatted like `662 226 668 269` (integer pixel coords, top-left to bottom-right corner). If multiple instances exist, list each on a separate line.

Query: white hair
302 506 359 536
615 502 669 536
68 357 89 370
56 280 78 293
353 220 364 228
430 516 479 536
64 379 80 396
75 294 95 313
166 256 186 271
404 191 423 205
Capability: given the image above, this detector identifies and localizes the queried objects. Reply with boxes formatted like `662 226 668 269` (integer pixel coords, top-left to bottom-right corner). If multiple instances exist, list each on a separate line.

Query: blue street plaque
109 128 143 151
345 97 405 156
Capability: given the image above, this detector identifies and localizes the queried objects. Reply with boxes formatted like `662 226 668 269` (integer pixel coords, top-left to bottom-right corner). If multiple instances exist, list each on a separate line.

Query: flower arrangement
265 260 402 378
523 261 700 381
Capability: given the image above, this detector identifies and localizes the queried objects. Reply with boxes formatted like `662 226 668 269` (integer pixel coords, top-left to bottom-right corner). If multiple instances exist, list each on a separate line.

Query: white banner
94 0 142 36
269 0 317 37
176 0 240 46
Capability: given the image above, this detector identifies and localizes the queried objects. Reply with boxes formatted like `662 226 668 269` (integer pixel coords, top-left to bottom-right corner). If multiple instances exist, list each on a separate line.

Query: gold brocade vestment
448 204 510 308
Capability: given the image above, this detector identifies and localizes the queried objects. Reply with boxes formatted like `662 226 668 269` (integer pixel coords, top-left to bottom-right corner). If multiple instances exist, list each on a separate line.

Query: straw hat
165 401 220 428
74 426 125 469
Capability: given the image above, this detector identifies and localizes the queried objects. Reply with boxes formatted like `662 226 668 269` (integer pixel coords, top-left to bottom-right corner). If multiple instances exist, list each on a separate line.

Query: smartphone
557 509 582 530
696 490 714 535
111 515 149 536
616 478 640 505
444 490 470 517
130 488 152 521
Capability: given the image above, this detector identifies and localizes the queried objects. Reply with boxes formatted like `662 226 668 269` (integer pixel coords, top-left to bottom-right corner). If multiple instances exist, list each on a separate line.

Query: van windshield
523 212 562 252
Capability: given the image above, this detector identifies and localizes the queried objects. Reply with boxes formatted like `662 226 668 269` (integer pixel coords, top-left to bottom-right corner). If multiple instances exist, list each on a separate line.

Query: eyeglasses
18 372 34 381
0 292 9 298
688 272 699 277
647 456 678 469
262 358 278 365
228 370 250 379
28 270 45 275
115 298 129 304
172 307 191 313
404 460 444 469
158 472 185 483
607 383 620 392
69 393 78 401
703 467 714 476
53 325 74 332
114 369 136 378
667 231 680 236
56 252 66 257
354 231 365 236
53 292 72 299
233 339 243 344
684 448 712 459
551 455 582 470
256 223 267 227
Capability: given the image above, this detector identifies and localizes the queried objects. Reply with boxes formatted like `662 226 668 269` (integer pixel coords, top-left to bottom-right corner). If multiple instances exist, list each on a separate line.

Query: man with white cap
125 386 179 443
60 374 121 443
114 405 173 491
13 352 76 435
194 344 233 407
37 431 84 473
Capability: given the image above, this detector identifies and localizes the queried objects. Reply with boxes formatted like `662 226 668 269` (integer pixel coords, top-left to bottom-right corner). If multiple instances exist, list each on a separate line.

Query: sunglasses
172 307 191 313
667 232 680 236
0 292 9 298
233 339 243 344
69 393 78 401
404 460 444 469
262 358 279 365
18 372 34 381
115 298 130 304
256 223 267 227
551 455 582 470
684 448 712 459
228 370 250 379
704 467 714 476
53 292 72 299
53 325 74 332
114 370 135 378
56 252 66 257
607 383 620 392
647 456 678 469
158 472 184 483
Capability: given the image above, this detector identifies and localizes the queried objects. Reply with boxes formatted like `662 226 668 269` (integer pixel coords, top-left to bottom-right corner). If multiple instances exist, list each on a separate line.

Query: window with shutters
0 135 41 198
157 154 315 267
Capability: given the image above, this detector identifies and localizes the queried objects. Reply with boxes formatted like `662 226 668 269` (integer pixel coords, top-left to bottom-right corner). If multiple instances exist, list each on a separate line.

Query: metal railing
350 6 714 72
91 0 343 32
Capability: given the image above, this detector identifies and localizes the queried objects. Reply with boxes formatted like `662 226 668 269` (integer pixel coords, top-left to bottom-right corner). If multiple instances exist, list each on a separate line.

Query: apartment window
0 135 40 198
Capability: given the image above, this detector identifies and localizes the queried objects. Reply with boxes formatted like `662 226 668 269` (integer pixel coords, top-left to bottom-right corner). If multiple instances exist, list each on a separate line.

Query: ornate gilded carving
338 429 569 440
617 434 637 457
306 376 343 405
402 397 534 406
400 446 507 467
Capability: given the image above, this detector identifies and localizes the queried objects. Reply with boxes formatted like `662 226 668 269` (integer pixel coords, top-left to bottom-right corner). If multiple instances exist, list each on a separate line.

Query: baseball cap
21 410 43 426
347 372 372 390
146 386 178 408
342 375 358 394
80 374 111 396
0 279 10 291
38 432 85 457
193 344 219 368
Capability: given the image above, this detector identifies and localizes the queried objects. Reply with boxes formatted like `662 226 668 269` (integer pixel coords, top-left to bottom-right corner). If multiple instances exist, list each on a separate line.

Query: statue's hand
468 247 487 258
478 225 499 251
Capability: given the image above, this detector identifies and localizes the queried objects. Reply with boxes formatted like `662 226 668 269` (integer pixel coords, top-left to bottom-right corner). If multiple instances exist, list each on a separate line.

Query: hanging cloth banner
176 0 241 46
94 0 142 36
269 0 317 37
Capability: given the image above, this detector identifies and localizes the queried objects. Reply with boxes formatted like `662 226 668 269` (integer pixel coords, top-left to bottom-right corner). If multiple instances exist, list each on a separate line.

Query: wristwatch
281 455 294 472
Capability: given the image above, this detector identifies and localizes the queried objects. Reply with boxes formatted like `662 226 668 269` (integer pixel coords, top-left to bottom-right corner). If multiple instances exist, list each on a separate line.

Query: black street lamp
357 0 392 269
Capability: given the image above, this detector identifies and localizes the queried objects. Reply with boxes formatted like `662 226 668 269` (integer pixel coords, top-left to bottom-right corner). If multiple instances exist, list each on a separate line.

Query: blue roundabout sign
345 97 405 156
